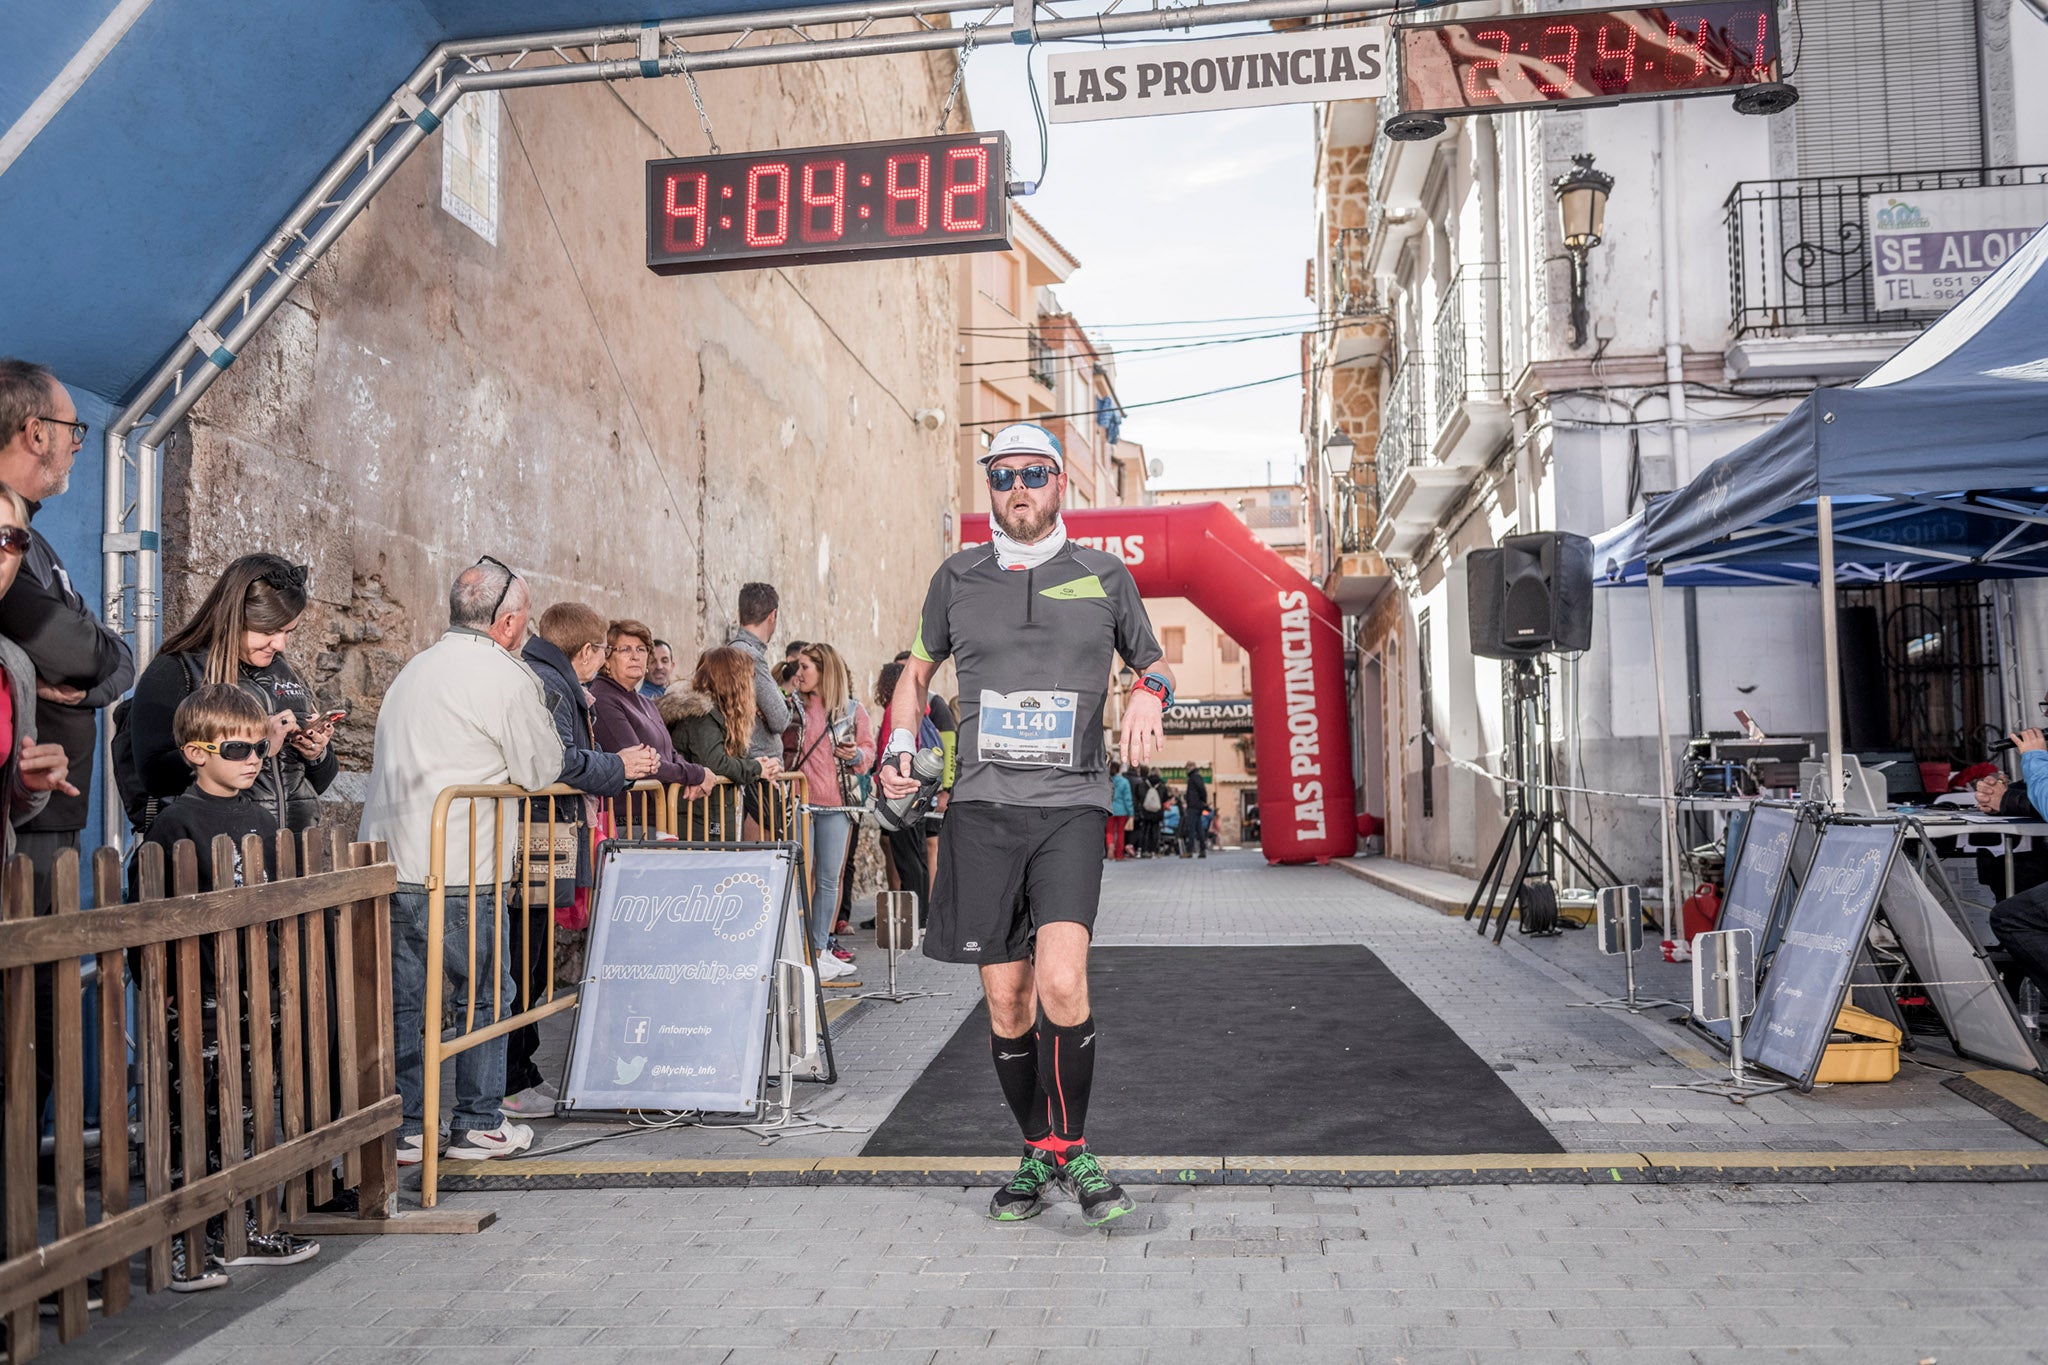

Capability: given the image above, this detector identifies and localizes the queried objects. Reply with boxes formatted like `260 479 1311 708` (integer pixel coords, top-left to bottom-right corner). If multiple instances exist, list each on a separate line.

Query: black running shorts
924 801 1108 964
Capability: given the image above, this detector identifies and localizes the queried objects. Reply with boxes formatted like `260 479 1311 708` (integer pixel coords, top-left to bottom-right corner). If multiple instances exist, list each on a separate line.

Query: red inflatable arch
961 504 1357 865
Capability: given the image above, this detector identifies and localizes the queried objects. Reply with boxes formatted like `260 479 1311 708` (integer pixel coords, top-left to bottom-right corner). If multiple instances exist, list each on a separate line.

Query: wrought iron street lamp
1552 153 1614 350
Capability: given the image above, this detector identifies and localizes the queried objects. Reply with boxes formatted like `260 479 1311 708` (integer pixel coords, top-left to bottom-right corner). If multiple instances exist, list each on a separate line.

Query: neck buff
988 512 1068 571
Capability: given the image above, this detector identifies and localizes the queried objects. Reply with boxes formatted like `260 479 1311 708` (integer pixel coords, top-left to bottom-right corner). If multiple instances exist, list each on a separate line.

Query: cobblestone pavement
43 850 2048 1363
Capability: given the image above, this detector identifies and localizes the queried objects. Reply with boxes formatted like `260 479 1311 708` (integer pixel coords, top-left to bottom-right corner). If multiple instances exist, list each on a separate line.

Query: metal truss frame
98 0 1397 838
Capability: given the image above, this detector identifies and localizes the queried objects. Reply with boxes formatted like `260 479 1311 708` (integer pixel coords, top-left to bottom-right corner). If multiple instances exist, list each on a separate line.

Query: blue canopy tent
1591 223 2048 916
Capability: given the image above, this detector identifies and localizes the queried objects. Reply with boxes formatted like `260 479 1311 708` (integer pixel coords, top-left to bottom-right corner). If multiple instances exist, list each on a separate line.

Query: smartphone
320 709 348 725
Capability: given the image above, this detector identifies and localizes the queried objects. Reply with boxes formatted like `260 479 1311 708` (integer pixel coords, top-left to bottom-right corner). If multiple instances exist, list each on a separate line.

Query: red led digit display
1398 3 1780 116
647 132 1011 276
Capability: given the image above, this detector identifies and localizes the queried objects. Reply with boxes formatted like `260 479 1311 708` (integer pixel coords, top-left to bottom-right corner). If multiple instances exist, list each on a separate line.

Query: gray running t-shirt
911 542 1162 810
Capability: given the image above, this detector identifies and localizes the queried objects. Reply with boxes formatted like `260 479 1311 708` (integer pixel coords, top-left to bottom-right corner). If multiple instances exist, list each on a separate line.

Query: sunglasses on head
987 464 1057 492
193 739 271 761
0 527 30 556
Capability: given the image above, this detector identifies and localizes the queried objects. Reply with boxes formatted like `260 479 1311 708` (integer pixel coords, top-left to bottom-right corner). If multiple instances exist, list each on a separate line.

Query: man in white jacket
360 556 564 1163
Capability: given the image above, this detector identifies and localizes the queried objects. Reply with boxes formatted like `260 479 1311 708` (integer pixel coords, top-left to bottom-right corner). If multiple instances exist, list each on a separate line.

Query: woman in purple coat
588 618 714 807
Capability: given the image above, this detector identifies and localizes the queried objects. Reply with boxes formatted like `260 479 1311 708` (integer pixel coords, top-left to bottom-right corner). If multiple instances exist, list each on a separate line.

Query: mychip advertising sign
1867 183 2048 312
1047 28 1388 123
562 845 798 1113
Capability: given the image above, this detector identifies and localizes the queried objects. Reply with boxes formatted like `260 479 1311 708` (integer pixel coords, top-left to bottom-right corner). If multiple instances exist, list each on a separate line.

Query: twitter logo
615 1055 647 1085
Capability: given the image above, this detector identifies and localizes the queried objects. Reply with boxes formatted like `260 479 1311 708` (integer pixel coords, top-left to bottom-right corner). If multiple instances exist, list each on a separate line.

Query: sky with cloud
965 38 1316 491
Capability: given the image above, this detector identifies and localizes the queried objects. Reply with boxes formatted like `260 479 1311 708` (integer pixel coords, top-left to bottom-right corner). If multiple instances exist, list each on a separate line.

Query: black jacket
0 506 135 831
139 788 279 894
521 636 630 888
660 688 760 835
130 650 338 833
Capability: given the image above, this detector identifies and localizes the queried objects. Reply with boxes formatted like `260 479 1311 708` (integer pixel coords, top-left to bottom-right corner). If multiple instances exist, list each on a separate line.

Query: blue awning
1595 222 2048 585
0 0 831 406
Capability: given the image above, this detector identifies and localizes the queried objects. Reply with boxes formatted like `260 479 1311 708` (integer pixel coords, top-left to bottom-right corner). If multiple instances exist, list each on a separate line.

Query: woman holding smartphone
792 642 873 981
129 554 340 834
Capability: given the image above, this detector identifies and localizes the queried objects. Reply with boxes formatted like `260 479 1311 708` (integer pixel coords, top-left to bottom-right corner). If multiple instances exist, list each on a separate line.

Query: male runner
879 421 1173 1227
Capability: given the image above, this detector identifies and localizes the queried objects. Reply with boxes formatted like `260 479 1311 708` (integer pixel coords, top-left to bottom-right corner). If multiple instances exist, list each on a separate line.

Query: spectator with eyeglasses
0 358 135 912
128 554 339 834
358 556 566 1165
588 618 714 802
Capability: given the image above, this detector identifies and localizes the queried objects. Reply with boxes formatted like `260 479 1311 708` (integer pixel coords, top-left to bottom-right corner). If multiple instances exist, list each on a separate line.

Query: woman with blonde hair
791 642 873 980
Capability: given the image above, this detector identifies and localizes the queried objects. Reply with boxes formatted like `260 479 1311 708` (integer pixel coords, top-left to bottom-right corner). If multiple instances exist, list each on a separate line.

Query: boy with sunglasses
142 684 280 890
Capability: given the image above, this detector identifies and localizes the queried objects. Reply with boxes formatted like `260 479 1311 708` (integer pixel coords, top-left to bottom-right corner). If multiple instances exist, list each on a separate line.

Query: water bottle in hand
877 747 945 832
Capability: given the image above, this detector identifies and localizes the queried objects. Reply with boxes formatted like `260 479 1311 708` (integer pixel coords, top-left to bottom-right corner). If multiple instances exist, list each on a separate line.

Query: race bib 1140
978 688 1079 767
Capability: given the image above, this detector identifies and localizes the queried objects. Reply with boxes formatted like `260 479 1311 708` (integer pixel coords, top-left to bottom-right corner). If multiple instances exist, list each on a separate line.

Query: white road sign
1046 28 1389 124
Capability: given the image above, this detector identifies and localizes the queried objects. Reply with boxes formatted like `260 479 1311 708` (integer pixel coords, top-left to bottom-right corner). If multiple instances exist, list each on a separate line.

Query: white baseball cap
979 422 1064 470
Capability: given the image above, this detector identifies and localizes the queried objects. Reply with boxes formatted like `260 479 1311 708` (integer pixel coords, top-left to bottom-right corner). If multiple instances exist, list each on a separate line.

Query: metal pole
1648 567 1681 941
1817 495 1845 806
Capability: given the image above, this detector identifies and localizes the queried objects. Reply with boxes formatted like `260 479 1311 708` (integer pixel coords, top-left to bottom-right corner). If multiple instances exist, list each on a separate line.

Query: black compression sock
990 1030 1047 1140
1037 1016 1096 1150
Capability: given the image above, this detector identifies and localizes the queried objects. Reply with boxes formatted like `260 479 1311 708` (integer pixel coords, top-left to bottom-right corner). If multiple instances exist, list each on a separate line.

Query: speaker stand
848 945 952 1005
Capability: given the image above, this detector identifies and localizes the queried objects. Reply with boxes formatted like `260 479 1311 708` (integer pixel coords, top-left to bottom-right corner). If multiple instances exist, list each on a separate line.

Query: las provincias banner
1047 28 1389 124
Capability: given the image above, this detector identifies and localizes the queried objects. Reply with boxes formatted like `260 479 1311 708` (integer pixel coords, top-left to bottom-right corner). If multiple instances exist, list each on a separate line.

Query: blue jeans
393 884 517 1139
809 811 855 955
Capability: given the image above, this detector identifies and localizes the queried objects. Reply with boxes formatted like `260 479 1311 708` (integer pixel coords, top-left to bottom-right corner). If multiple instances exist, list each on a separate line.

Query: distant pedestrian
663 645 782 836
1184 765 1210 858
792 642 873 981
588 617 713 807
1107 761 1133 859
731 583 795 834
639 638 675 699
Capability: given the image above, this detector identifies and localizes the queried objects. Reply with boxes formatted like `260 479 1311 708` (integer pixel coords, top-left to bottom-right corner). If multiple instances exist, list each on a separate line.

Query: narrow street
54 853 2048 1364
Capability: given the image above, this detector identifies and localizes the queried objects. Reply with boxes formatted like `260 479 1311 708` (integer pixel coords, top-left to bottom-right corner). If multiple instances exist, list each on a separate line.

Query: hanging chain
678 50 722 155
935 22 980 134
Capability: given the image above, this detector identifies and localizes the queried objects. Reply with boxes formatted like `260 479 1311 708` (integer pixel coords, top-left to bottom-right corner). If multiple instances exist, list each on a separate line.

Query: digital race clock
1397 3 1783 118
645 132 1011 276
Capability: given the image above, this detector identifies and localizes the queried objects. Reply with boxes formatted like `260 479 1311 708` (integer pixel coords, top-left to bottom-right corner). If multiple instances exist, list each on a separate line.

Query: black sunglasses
475 554 515 621
194 739 271 761
987 464 1057 492
0 526 29 556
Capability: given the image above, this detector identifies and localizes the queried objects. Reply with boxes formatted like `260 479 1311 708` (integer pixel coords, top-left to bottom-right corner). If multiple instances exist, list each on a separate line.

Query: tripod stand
1468 657 1620 943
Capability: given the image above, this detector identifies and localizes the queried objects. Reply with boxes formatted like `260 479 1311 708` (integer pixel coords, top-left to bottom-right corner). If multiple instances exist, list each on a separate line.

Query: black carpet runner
862 945 1561 1156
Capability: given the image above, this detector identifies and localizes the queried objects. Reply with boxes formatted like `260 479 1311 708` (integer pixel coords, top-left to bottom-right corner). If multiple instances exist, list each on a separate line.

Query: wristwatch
1132 671 1173 709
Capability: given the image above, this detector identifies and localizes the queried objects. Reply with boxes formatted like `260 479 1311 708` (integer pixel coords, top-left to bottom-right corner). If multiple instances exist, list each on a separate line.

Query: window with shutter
1792 0 1983 177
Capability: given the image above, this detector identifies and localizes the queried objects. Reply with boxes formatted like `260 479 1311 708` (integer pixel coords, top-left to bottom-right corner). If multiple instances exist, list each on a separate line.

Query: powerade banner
1047 28 1388 124
1162 698 1255 736
1868 183 2048 312
562 845 796 1113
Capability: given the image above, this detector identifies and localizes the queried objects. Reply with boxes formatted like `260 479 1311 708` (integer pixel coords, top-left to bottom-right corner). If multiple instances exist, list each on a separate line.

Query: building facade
1305 1 2048 887
165 50 967 777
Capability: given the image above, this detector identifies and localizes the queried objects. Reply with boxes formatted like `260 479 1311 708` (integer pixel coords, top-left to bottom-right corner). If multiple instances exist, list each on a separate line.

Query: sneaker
815 954 851 981
169 1241 229 1293
830 944 855 963
834 918 852 935
502 1082 559 1118
396 1132 427 1167
1057 1147 1136 1227
225 1227 320 1267
39 1277 103 1316
987 1147 1058 1222
443 1120 534 1161
311 1188 360 1215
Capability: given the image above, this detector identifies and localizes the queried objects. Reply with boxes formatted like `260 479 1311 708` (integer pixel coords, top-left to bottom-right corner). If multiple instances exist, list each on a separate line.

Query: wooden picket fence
0 828 400 1360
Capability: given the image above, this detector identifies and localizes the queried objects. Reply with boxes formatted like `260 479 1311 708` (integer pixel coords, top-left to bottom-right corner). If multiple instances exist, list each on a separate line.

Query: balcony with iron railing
1431 263 1506 449
1027 326 1057 389
1725 164 2048 339
1373 356 1431 503
1336 478 1380 555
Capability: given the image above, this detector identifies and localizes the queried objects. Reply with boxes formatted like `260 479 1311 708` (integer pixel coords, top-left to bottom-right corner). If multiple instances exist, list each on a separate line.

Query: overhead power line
960 369 1303 429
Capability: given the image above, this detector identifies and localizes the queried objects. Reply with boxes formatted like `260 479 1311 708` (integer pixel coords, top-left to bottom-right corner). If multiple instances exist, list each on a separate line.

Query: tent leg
1648 568 1681 945
1817 495 1845 806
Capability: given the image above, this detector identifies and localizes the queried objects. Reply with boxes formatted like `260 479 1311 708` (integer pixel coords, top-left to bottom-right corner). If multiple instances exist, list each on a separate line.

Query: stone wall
166 46 964 792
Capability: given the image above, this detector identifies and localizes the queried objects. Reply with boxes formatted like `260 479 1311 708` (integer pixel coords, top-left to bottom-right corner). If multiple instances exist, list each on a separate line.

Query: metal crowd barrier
417 772 811 1206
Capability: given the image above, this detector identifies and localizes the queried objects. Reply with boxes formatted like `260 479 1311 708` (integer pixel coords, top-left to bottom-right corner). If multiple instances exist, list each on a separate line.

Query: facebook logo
624 1016 652 1046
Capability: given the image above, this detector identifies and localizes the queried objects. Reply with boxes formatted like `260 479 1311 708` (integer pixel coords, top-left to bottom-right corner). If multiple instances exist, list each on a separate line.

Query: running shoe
1057 1147 1136 1227
396 1132 427 1167
501 1082 560 1118
222 1225 321 1267
444 1120 534 1161
830 944 856 964
169 1241 229 1293
987 1147 1058 1222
